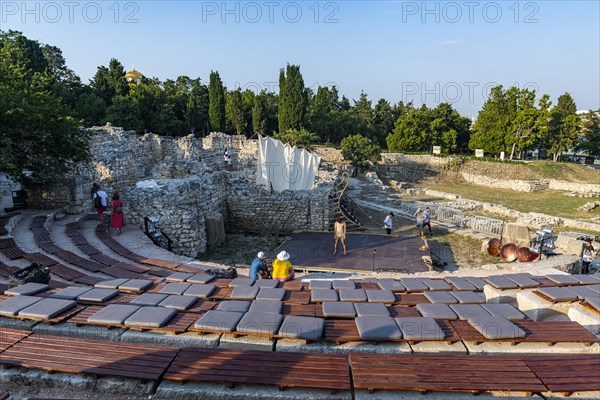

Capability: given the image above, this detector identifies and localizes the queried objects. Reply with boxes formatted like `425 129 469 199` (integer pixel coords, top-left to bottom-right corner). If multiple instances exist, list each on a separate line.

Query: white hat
257 251 267 259
277 251 291 261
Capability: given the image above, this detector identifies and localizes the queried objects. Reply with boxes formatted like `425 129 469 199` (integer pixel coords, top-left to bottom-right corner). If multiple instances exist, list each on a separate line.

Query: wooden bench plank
523 355 600 393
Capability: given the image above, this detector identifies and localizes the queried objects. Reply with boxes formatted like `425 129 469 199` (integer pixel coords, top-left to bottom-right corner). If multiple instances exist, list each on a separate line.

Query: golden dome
124 65 143 82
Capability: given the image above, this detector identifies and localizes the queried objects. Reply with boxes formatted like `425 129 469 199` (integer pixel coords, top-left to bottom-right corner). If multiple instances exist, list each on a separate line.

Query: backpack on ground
94 194 103 209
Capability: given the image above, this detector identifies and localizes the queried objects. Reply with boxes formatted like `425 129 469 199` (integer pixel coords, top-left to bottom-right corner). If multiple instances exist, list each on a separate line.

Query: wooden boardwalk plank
523 355 600 393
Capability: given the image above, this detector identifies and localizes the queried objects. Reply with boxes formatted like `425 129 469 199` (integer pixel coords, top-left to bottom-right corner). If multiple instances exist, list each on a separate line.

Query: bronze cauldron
487 238 501 256
517 247 531 262
500 243 518 262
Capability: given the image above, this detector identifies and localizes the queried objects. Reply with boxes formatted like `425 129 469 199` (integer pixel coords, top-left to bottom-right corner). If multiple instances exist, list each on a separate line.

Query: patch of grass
420 182 600 219
432 228 503 269
527 161 600 183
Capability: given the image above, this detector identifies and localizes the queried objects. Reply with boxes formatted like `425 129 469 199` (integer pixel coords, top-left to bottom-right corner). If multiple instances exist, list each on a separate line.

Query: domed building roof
124 65 143 82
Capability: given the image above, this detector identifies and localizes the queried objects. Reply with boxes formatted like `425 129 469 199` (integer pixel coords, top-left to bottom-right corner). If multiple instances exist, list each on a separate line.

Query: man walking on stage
333 217 347 255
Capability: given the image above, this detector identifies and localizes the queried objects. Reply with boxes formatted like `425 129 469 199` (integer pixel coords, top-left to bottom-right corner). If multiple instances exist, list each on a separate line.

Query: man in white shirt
93 188 108 224
384 212 394 235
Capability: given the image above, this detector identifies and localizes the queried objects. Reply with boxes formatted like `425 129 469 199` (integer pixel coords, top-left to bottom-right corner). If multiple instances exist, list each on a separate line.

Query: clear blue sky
2 0 599 116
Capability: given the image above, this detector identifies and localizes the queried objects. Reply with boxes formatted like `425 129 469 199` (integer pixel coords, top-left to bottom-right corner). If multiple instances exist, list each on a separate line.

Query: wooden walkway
523 354 600 394
164 347 351 391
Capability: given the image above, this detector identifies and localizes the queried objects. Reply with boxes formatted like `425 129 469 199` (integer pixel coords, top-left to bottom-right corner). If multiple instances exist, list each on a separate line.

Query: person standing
414 209 425 237
272 251 295 282
580 238 596 274
384 212 394 235
90 182 100 210
250 251 269 279
93 186 108 224
333 217 347 255
111 192 125 235
423 207 433 236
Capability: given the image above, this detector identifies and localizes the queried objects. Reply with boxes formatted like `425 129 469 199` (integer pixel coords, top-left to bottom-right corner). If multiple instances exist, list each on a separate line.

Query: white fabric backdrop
256 135 321 192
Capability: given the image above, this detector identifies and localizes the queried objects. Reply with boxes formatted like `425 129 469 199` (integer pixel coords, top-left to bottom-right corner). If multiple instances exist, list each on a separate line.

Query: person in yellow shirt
272 251 295 282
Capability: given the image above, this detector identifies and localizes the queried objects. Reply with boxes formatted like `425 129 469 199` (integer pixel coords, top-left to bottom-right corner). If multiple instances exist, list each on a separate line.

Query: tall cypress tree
208 70 226 132
278 64 306 133
253 91 267 134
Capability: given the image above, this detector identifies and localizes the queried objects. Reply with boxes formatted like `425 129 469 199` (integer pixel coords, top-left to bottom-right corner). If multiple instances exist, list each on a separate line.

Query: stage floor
278 232 430 274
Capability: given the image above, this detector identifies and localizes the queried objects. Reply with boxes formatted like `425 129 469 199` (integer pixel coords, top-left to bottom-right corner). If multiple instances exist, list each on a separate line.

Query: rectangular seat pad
482 304 526 320
400 278 428 292
4 282 50 296
256 288 286 301
236 312 283 336
450 304 492 320
194 310 244 332
253 280 279 288
129 293 169 306
571 274 600 284
332 280 356 289
338 289 367 302
0 295 42 316
468 316 527 339
166 272 194 282
449 291 486 304
311 289 338 302
445 277 477 291
18 298 76 319
464 277 486 290
396 317 445 341
216 300 251 313
230 285 259 300
248 300 283 314
49 286 93 300
423 291 457 304
585 296 600 312
354 302 390 317
504 274 541 288
77 288 119 303
564 286 599 300
183 284 216 299
229 278 256 287
545 275 579 285
87 304 140 324
355 316 402 340
158 295 197 310
119 279 153 292
377 279 406 291
322 301 356 318
186 273 215 284
278 316 324 340
160 283 192 295
308 280 333 290
366 289 396 303
95 278 129 289
416 303 458 320
485 276 519 290
124 306 177 327
423 279 452 291
536 287 579 302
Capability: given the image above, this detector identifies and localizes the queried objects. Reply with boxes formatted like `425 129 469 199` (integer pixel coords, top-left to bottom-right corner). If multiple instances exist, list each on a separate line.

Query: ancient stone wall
461 172 549 192
547 179 600 195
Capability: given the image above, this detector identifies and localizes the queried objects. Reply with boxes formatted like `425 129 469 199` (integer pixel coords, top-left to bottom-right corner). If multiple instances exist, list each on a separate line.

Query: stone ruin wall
18 126 336 257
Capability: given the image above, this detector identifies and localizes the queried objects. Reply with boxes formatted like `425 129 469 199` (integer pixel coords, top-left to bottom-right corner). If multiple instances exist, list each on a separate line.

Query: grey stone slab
230 285 260 300
95 278 129 289
119 279 153 292
377 279 406 291
504 274 541 288
586 284 600 294
0 295 42 316
160 283 192 295
322 302 356 318
585 297 600 312
229 278 256 287
186 273 215 284
482 304 526 320
194 310 244 332
400 278 428 292
49 286 93 300
278 316 324 340
464 277 486 290
546 274 579 285
236 312 283 336
124 306 177 327
355 316 402 340
77 288 119 303
468 316 527 339
416 303 458 320
536 287 579 302
445 277 477 291
183 284 216 299
485 276 519 290
311 289 338 302
395 317 445 341
87 304 141 325
253 279 279 288
166 272 194 282
309 280 333 290
216 300 251 313
564 286 599 300
248 300 283 314
159 295 198 311
332 280 355 289
354 302 390 317
449 304 493 320
572 274 600 284
338 289 367 302
18 298 76 320
129 293 170 306
366 289 396 303
422 279 452 291
4 282 50 296
423 291 457 304
449 291 486 304
255 288 286 301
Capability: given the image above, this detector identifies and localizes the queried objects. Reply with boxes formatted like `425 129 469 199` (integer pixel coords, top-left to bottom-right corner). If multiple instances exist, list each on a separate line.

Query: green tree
91 65 114 105
278 64 307 132
468 85 512 155
340 134 381 175
185 78 209 136
0 53 89 184
228 89 247 135
273 128 318 150
76 89 107 126
578 111 600 157
105 95 141 131
208 70 226 131
253 91 267 134
544 92 580 161
373 99 395 147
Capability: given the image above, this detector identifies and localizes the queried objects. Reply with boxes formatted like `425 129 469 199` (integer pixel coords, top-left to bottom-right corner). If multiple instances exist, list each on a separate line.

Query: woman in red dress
111 193 125 235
